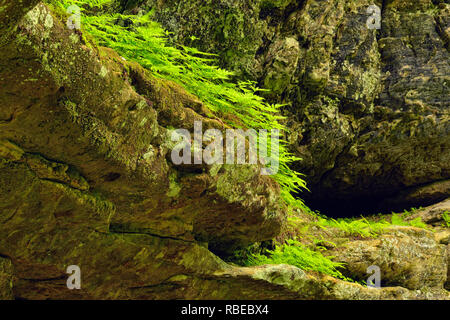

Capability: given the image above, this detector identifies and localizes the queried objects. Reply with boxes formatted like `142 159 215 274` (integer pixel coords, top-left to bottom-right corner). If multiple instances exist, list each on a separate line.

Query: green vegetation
442 211 450 228
244 208 431 282
244 239 351 281
46 0 307 209
391 213 429 229
315 216 391 238
311 207 430 238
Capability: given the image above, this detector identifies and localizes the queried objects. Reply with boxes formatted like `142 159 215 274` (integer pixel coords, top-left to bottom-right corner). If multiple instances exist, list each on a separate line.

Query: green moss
25 6 41 27
216 165 257 202
166 172 181 198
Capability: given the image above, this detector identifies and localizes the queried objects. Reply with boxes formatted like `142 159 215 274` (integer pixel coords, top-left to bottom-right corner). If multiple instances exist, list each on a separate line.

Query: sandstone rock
0 2 284 255
328 226 448 290
0 1 282 299
262 37 300 98
221 264 449 300
289 0 450 213
446 244 450 290
405 198 450 226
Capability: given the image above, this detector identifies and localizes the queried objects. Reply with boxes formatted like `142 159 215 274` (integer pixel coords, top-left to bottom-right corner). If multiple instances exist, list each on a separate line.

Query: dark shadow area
302 193 448 218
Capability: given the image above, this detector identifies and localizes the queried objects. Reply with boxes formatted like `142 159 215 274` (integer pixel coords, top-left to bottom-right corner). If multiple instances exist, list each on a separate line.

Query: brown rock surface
328 226 447 290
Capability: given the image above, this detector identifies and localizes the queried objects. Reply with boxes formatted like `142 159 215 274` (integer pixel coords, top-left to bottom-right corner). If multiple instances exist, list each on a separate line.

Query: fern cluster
390 213 429 229
46 0 307 209
315 211 430 238
315 216 391 238
443 211 450 228
245 239 350 281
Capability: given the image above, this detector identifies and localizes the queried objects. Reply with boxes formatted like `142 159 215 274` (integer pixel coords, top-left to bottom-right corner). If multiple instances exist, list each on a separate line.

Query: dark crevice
129 282 182 291
38 178 85 190
1 208 18 224
109 224 195 243
0 113 14 124
0 253 12 260
303 179 449 218
102 172 121 182
13 150 91 191
21 275 66 282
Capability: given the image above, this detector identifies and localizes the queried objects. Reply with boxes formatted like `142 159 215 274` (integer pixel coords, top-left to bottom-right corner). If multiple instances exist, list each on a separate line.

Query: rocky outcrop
132 0 450 215
328 226 447 290
313 200 449 293
404 198 450 227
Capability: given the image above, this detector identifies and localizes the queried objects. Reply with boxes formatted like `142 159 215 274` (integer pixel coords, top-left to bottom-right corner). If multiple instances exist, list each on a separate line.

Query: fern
315 216 391 238
245 239 351 281
391 213 429 229
51 0 112 9
314 210 429 238
442 211 450 228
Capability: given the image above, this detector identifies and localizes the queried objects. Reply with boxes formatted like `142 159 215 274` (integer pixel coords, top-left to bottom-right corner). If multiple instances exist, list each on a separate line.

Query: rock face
328 226 447 290
132 0 450 215
0 1 448 300
279 199 450 298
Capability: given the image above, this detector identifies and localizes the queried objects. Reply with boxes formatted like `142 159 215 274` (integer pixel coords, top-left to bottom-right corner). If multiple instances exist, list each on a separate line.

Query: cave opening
301 193 448 219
